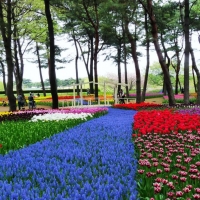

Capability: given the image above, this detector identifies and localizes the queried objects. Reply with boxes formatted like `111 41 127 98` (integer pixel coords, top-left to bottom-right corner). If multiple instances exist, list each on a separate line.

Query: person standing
17 94 23 110
28 93 34 109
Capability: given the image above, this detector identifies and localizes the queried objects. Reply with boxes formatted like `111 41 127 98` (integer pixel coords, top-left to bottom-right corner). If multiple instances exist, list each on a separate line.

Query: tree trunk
171 49 181 95
122 21 129 96
17 38 25 81
11 5 27 105
44 0 58 109
161 33 171 95
17 38 25 98
139 0 175 105
73 34 80 96
123 37 129 97
142 12 150 102
89 36 94 94
82 2 99 100
124 20 141 103
0 61 7 94
36 42 46 96
117 43 122 92
13 35 25 103
93 29 99 100
13 27 24 96
176 55 181 94
184 0 190 104
192 67 197 92
190 44 200 104
77 35 94 94
174 47 181 94
0 1 16 111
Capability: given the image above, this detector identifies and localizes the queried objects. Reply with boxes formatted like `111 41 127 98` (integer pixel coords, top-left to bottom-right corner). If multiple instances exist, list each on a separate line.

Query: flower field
0 94 115 107
131 104 200 199
0 108 138 199
1 100 200 199
0 107 108 155
113 102 164 110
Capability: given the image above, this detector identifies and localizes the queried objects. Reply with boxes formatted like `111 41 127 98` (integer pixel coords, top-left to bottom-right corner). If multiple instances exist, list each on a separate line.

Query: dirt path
145 97 164 104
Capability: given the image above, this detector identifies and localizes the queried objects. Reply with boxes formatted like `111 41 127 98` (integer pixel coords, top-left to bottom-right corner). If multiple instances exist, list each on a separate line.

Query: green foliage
148 74 163 86
0 81 4 91
190 0 200 31
147 62 197 90
148 62 164 86
0 111 107 155
163 97 196 104
0 0 199 99
0 120 76 154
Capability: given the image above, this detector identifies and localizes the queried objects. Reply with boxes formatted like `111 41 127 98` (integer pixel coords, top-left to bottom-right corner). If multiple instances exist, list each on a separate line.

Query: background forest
0 0 200 111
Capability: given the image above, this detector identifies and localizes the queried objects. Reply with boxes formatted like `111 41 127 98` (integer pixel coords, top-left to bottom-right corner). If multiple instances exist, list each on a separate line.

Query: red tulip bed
113 102 164 110
129 105 200 199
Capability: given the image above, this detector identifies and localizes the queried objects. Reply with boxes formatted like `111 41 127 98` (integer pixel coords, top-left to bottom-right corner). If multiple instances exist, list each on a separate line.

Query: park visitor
17 94 24 110
118 89 125 104
28 93 35 109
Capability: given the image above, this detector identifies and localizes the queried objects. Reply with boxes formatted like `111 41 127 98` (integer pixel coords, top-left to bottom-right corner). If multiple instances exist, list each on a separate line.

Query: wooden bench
115 97 136 104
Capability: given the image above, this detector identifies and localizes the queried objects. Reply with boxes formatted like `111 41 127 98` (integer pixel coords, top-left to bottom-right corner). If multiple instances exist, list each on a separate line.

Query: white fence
59 81 132 107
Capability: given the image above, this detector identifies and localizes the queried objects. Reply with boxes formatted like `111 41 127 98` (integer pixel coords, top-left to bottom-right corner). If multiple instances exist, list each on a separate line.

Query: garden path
145 97 163 104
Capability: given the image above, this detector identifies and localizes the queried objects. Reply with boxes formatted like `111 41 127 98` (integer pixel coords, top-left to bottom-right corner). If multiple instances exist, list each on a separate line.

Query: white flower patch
29 113 93 122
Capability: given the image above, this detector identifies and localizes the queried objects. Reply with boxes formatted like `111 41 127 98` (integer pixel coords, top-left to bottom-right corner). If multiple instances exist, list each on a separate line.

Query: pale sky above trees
0 33 199 83
21 32 200 82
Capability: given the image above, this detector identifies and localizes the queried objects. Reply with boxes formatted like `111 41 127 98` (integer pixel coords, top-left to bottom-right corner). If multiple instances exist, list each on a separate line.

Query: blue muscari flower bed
0 108 138 199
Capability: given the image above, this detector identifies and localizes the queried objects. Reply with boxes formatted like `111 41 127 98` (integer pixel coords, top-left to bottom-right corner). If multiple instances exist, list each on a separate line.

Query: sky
22 35 158 83
1 32 200 83
23 49 149 82
23 31 200 82
21 35 146 83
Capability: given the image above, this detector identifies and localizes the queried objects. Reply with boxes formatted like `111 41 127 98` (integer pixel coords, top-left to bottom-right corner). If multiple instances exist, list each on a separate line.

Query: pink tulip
178 171 187 176
180 177 187 182
190 164 197 168
137 169 145 174
176 191 183 197
186 185 193 189
189 168 198 173
195 188 200 193
183 187 191 193
167 191 174 197
154 186 161 193
172 175 179 180
164 168 170 172
153 182 161 187
190 174 197 179
193 194 200 199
